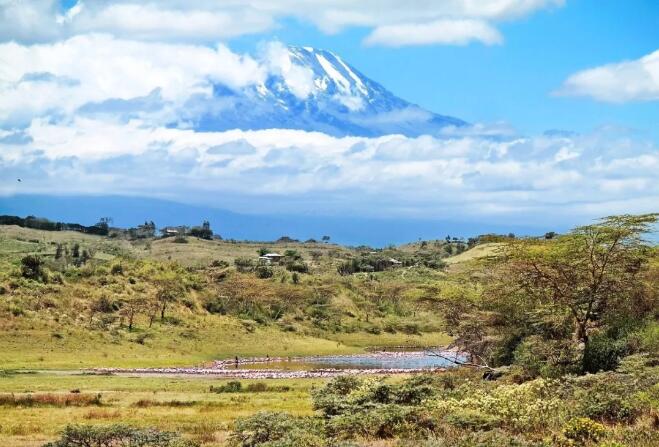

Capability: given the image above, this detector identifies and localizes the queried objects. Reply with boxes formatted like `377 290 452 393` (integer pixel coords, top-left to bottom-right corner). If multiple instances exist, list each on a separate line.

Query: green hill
0 225 455 369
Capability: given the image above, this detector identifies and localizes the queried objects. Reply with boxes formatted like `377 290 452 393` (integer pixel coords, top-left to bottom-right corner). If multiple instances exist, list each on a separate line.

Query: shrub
431 378 564 432
328 405 434 439
312 376 362 417
582 334 629 373
418 430 540 447
0 393 102 407
245 382 268 392
211 381 242 393
110 264 124 275
203 296 227 315
394 375 438 405
444 409 500 431
562 418 606 443
285 261 308 274
43 424 198 447
571 373 639 423
234 258 254 273
9 305 25 317
21 255 48 282
255 265 273 279
229 412 325 447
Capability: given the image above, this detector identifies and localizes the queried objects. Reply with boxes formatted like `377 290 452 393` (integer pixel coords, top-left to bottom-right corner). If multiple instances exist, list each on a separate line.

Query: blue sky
0 1 657 240
228 0 659 137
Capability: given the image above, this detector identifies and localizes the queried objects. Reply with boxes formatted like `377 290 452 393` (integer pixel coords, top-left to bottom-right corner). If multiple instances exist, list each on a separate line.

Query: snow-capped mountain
189 46 466 137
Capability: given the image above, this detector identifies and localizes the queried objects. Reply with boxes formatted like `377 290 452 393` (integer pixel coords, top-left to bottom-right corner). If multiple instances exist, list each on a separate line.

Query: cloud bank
0 36 303 127
0 0 564 47
1 118 657 226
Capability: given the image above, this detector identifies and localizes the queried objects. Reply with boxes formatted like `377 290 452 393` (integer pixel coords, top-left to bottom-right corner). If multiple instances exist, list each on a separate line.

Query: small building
160 226 187 237
389 258 403 266
259 253 283 264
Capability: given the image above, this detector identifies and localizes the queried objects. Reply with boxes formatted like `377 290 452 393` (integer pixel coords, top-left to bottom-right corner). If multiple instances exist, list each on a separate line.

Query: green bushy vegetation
44 424 198 447
231 354 659 446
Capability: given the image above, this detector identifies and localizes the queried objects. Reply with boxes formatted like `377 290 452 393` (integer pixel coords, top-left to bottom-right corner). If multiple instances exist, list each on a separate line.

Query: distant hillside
0 195 548 247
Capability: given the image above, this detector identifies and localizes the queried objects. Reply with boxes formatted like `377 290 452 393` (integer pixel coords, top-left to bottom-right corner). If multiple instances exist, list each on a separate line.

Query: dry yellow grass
445 243 505 265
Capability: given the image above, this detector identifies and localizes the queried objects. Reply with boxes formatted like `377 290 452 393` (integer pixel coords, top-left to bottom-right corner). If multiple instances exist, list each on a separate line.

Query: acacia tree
152 271 186 322
120 293 148 331
496 213 658 373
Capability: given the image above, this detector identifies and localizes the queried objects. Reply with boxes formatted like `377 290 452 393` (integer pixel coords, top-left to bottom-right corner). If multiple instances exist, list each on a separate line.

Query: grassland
0 372 321 447
0 224 483 446
0 224 462 370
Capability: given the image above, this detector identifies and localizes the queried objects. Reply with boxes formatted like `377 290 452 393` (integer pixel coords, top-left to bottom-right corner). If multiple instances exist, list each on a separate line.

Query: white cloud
72 3 274 42
1 118 656 225
0 35 271 126
557 49 659 102
364 19 503 47
0 0 564 46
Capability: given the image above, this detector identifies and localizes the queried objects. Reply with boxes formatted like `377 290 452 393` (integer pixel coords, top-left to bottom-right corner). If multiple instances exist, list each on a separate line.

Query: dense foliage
230 354 659 446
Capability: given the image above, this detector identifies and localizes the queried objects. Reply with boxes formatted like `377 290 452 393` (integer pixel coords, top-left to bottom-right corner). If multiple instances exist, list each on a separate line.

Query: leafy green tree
482 214 658 374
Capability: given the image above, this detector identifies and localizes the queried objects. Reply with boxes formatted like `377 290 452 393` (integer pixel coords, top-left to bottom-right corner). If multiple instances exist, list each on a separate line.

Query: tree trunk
581 333 590 374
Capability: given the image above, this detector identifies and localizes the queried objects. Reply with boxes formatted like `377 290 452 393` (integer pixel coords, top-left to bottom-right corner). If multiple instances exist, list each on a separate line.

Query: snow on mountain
188 46 466 137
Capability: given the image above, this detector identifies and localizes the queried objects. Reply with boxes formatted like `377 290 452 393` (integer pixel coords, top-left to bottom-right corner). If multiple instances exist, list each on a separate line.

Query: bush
571 373 639 423
255 265 274 279
418 430 540 447
432 378 564 432
203 296 227 315
444 409 500 431
43 424 198 447
245 382 268 392
211 381 242 393
0 393 101 407
173 235 188 244
582 334 629 373
110 264 124 275
312 376 362 417
562 418 606 443
230 412 325 447
21 255 48 282
234 258 254 273
394 375 438 405
285 261 308 274
328 405 434 439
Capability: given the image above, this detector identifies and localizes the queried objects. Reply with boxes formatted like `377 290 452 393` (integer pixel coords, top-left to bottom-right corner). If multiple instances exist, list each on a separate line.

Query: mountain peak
192 45 466 137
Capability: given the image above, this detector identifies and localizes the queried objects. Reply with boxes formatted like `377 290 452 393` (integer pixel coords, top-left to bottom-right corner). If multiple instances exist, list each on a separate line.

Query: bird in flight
17 178 22 182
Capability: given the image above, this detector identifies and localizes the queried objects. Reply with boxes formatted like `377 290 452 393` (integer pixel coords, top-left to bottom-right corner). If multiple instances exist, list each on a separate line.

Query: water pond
232 350 463 371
